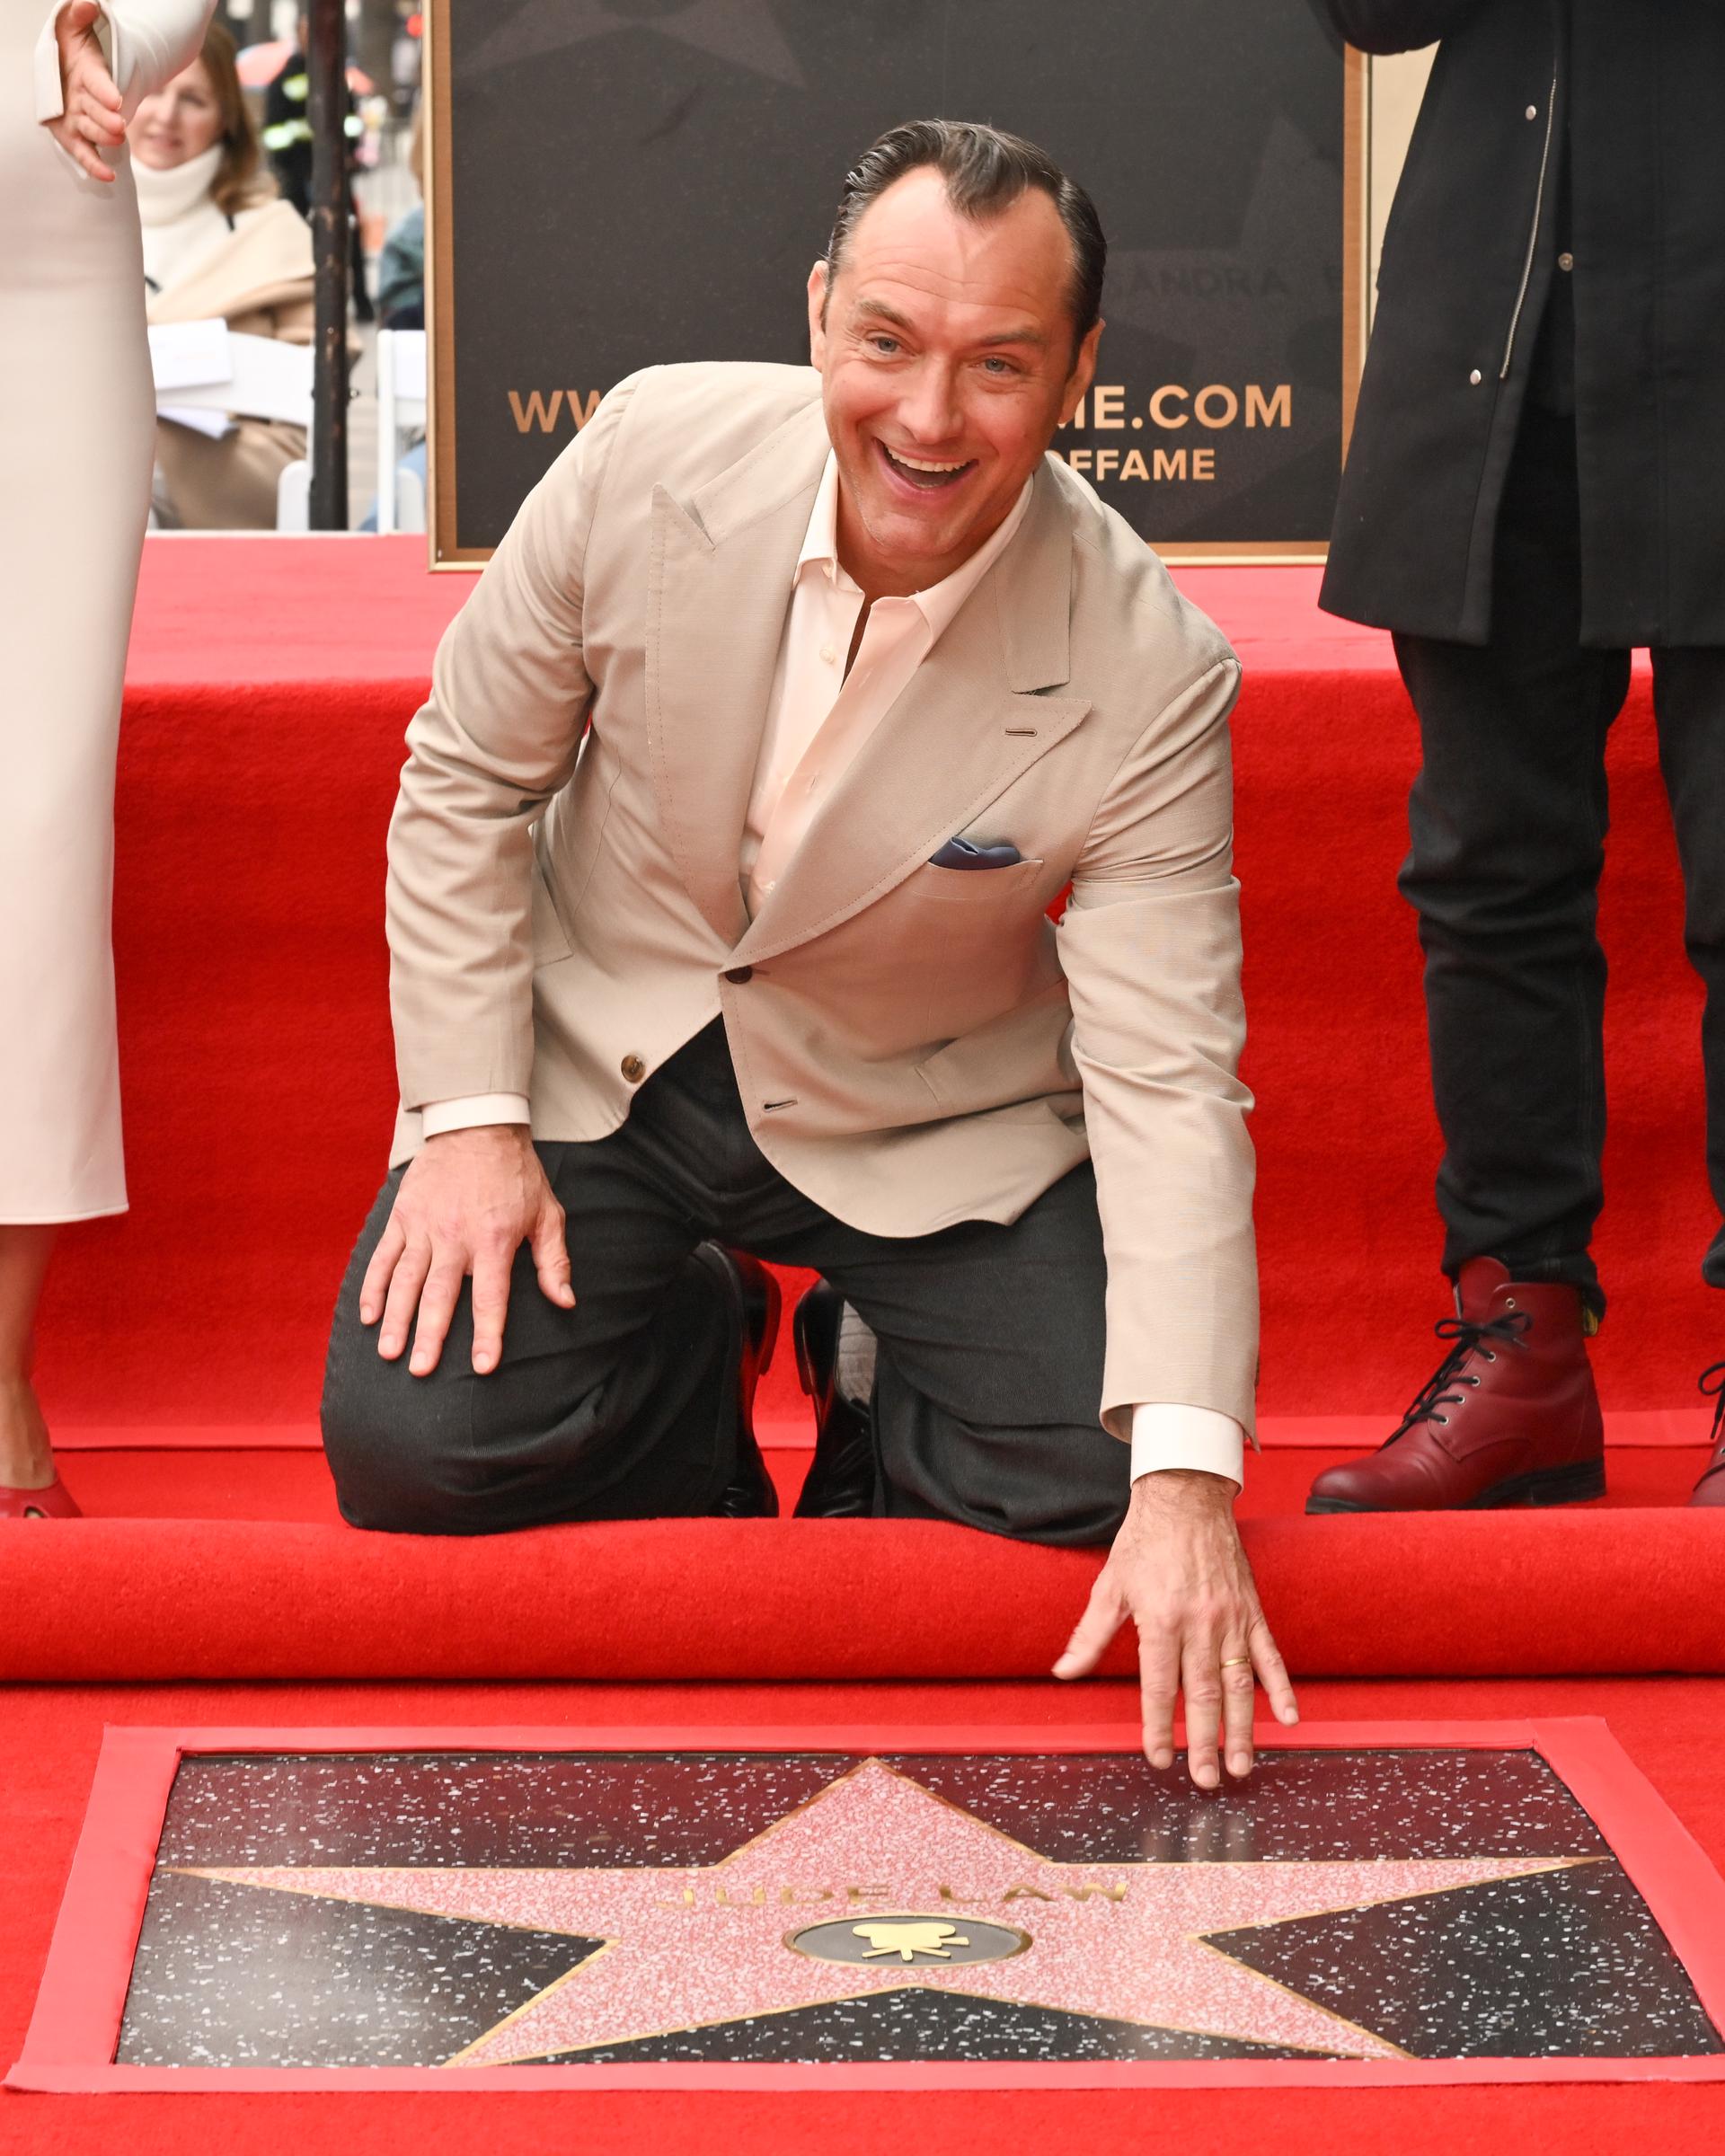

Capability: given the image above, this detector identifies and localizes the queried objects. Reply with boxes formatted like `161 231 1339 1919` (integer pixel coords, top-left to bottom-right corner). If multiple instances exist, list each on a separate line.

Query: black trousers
1394 405 1725 1307
322 1021 1128 1542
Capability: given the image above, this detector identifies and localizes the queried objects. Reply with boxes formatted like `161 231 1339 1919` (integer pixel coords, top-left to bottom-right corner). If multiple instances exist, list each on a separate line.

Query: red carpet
26 538 1721 1444
6 1499 1724 1683
4 1674 1725 2150
9 1443 1720 1681
8 543 1722 2143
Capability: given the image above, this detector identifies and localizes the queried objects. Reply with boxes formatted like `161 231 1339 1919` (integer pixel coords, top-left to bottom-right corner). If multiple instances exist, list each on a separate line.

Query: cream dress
0 0 214 1219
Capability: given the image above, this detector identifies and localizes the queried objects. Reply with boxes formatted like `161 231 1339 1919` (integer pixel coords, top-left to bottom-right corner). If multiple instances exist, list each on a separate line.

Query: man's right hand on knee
358 1127 574 1376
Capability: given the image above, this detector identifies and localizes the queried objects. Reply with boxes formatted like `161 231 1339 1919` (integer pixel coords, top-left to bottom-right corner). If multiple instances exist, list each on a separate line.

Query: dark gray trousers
1395 406 1725 1309
322 1021 1128 1543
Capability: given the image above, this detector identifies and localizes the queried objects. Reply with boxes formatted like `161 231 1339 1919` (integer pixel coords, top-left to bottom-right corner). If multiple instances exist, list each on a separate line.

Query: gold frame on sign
1158 42 1369 567
424 0 471 568
423 12 1370 570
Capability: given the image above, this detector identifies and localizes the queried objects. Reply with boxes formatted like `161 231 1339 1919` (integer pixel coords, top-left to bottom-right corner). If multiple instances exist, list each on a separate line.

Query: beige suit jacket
387 363 1257 1438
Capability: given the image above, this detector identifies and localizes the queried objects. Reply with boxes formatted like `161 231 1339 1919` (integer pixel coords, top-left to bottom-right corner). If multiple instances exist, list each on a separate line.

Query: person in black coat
1307 0 1725 1515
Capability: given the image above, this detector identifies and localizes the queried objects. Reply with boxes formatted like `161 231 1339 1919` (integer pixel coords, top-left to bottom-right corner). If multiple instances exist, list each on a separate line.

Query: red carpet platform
6 536 1721 1686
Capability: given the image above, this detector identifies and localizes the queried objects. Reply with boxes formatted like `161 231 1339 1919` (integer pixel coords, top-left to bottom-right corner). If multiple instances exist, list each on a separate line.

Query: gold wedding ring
1219 1656 1252 1668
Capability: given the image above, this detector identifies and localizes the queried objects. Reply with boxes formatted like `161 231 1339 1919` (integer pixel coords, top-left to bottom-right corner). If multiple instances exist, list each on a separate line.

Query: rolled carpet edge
2 1512 1722 1683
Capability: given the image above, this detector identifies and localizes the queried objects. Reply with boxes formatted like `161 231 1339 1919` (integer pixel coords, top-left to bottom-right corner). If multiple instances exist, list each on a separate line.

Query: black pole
308 0 349 529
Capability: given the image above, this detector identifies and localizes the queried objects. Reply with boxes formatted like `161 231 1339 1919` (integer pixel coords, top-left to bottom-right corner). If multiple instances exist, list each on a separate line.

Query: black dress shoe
792 1280 878 1517
690 1243 781 1518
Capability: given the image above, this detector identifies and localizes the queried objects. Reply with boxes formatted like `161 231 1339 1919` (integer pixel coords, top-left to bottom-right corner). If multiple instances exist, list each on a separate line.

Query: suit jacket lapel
735 459 1090 966
645 397 829 948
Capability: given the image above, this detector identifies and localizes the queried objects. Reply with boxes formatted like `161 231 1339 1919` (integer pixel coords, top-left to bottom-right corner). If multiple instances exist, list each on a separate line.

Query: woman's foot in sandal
0 1375 78 1517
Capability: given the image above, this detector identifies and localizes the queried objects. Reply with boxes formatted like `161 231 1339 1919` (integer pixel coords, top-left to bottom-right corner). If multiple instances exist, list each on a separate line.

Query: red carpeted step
28 545 1721 1446
4 1508 1723 1683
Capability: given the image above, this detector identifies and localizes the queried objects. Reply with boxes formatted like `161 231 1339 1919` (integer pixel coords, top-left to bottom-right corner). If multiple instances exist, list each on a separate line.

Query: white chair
374 327 428 535
275 458 313 532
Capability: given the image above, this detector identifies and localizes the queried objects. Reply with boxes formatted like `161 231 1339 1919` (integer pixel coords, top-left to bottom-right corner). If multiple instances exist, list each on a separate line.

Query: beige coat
148 198 313 529
387 363 1257 1437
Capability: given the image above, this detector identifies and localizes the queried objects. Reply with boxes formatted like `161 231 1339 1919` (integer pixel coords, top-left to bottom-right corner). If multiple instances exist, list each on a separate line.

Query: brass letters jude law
655 1880 1129 1909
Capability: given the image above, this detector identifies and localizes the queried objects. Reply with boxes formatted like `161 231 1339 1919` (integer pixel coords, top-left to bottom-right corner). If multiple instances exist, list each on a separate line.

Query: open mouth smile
876 441 976 492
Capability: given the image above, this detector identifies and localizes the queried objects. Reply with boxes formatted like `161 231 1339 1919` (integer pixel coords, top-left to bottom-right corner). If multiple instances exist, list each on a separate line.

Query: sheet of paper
148 319 233 393
157 335 314 427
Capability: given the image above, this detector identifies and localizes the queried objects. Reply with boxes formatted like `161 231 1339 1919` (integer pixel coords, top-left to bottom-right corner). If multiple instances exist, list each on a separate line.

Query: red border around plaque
11 1720 1725 2092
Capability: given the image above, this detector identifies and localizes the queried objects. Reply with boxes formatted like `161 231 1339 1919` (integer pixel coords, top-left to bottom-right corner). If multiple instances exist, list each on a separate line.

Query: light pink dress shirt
739 454 1031 911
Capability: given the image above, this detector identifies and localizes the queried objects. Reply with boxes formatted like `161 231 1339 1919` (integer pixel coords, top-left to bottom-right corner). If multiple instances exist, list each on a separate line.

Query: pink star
183 1760 1583 2064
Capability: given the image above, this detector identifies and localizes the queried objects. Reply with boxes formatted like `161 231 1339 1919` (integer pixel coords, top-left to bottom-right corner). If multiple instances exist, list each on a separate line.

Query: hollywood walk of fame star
465 0 805 89
179 1760 1590 2065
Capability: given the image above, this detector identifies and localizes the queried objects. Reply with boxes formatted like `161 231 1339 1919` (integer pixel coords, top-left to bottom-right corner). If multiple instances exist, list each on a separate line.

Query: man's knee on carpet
320 1327 646 1537
321 1362 490 1535
321 1208 751 1533
320 1203 551 1533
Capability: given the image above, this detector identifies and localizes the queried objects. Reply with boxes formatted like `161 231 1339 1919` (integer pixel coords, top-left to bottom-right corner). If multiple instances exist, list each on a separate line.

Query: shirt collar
795 452 1035 633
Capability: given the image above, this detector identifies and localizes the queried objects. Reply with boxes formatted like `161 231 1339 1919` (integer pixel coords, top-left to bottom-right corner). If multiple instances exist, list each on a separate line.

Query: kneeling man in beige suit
322 120 1297 1783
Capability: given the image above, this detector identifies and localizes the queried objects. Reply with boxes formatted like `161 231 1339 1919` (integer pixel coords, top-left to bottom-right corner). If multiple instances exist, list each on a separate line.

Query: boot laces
1387 1310 1534 1442
1702 1362 1725 1458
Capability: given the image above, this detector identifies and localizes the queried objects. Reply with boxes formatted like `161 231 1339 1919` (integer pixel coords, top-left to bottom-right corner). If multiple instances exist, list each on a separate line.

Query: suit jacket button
724 966 753 984
621 1054 646 1082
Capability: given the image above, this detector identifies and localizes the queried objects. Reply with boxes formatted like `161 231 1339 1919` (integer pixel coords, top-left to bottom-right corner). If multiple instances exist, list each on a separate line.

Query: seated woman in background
132 22 314 529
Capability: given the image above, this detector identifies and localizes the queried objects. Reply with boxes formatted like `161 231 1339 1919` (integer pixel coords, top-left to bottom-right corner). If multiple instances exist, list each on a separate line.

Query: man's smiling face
808 166 1101 600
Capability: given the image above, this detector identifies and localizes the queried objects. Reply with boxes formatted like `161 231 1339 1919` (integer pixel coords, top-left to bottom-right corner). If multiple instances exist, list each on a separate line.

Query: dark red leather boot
1306 1259 1606 1514
1689 1364 1725 1507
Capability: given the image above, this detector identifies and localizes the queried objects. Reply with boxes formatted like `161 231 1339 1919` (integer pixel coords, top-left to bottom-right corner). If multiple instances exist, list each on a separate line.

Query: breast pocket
899 858 1055 1043
906 857 1047 905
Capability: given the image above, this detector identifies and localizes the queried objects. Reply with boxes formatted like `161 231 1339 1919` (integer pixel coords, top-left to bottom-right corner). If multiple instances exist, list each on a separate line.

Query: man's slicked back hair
825 119 1106 364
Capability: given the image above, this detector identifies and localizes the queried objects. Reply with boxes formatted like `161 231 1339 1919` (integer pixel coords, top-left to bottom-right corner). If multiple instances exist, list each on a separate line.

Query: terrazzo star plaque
13 1724 1725 2089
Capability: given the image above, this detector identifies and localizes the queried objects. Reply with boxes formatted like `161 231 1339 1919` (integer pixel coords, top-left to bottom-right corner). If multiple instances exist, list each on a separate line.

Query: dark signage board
427 2 1365 567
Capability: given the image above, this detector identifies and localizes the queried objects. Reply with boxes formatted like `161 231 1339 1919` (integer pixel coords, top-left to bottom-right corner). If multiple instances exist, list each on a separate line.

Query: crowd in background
146 6 424 530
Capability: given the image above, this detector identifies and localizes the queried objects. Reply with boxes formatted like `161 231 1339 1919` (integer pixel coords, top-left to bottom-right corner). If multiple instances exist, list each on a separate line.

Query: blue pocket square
928 836 1022 870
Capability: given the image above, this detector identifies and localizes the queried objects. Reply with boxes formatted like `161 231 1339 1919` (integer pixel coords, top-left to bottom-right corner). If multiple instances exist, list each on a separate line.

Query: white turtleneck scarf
134 143 230 294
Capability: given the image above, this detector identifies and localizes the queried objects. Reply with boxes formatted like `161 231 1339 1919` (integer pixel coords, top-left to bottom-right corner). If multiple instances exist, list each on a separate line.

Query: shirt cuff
1129 1403 1245 1491
419 1093 531 1138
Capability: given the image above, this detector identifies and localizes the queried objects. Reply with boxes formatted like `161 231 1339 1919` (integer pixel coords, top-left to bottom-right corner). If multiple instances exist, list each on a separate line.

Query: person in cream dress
0 0 214 1515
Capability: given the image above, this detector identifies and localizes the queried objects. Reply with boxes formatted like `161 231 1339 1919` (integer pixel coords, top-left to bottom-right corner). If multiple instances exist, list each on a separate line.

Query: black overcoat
1318 0 1725 648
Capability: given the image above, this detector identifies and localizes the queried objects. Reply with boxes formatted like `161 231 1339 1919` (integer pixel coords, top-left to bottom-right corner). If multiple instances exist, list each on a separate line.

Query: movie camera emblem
785 1913 1032 1967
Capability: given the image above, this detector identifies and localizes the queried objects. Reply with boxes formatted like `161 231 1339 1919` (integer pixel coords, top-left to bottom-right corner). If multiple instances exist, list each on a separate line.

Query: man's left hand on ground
1055 1469 1298 1786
